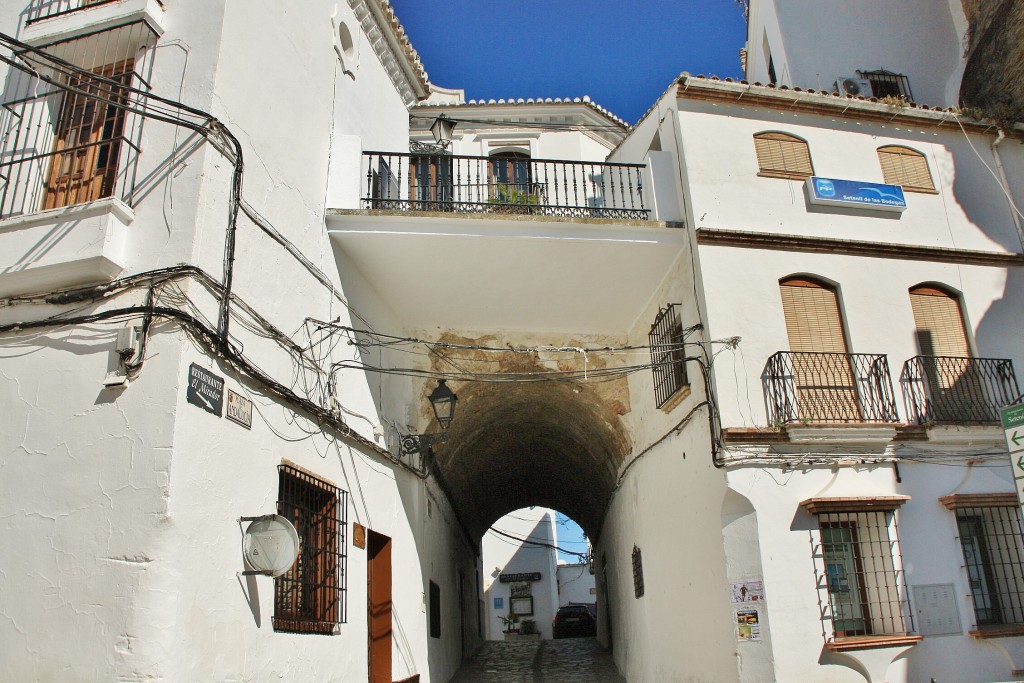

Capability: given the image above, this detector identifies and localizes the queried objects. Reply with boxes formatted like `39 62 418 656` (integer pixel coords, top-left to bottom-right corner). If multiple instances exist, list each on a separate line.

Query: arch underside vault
431 379 631 542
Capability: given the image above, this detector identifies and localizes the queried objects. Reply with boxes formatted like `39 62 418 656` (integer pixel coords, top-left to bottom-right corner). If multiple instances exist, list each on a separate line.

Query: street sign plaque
1003 403 1024 456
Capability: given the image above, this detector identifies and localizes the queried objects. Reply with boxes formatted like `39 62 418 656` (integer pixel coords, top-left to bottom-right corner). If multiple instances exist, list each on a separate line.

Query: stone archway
424 346 632 541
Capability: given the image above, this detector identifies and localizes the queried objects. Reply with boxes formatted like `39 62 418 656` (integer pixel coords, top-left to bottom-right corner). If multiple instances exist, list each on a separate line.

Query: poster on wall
736 608 762 641
730 579 765 604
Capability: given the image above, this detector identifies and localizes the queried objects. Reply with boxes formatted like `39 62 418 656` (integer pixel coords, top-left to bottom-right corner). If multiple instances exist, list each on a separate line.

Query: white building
480 508 561 641
557 562 597 609
1 1 1022 682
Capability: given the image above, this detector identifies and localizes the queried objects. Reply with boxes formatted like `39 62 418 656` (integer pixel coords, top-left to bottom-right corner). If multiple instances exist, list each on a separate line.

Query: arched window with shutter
877 145 936 193
778 277 860 421
754 132 814 180
909 285 969 358
907 285 989 421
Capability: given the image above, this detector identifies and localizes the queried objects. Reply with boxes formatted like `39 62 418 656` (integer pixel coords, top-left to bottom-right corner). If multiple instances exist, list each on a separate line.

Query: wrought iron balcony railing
25 0 119 24
763 351 899 425
900 356 1019 425
362 151 649 220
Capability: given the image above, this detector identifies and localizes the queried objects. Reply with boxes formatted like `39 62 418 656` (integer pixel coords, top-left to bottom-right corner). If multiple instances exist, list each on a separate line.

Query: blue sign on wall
805 176 907 212
494 597 504 609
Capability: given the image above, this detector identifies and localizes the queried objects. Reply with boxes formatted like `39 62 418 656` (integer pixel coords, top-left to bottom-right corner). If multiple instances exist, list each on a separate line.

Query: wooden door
43 61 132 210
368 531 392 683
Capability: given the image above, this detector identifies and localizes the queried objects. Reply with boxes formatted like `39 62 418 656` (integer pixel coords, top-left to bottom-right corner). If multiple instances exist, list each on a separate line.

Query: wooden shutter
909 287 968 357
780 279 848 352
780 278 859 421
877 146 935 192
754 132 814 179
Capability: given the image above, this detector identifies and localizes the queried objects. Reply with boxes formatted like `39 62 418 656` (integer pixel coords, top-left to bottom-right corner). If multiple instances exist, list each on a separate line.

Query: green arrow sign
1016 432 1024 448
1018 455 1024 471
1003 404 1024 430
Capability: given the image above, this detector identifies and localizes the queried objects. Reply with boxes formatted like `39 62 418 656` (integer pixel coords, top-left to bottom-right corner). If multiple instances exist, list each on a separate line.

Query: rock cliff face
959 0 1024 116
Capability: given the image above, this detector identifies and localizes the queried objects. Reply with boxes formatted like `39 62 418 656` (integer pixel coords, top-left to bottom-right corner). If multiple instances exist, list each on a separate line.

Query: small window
803 498 913 642
942 495 1024 630
632 546 644 599
753 132 814 179
274 464 348 634
648 304 688 408
857 69 914 103
878 146 935 193
429 580 441 638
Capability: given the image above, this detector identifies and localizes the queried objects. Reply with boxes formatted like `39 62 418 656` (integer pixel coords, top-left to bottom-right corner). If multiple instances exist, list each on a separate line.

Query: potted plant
518 619 540 640
499 613 520 640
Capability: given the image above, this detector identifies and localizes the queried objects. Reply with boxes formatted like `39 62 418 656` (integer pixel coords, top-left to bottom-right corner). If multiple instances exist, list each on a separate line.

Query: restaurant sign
498 572 541 583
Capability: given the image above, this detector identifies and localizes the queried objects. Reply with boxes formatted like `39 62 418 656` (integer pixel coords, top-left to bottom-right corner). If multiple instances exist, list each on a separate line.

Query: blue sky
390 0 749 124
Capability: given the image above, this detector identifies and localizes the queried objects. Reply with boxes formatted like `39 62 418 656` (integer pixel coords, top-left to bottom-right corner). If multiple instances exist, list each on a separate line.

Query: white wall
746 0 967 107
557 563 596 606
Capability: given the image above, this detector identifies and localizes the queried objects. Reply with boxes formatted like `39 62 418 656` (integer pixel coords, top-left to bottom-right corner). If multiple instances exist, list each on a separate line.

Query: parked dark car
552 604 596 639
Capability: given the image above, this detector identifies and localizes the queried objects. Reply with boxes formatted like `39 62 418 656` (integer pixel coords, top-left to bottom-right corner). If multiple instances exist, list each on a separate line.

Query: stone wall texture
960 0 1024 115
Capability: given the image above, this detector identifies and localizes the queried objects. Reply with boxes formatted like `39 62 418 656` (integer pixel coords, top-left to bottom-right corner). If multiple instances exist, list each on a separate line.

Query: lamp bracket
400 431 448 456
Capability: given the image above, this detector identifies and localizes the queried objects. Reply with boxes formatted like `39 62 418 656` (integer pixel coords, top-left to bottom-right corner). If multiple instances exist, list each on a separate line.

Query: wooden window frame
754 131 814 180
877 145 936 194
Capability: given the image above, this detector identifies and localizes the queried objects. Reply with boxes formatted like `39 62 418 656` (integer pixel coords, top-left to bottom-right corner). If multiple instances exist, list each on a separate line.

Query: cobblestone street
449 638 625 682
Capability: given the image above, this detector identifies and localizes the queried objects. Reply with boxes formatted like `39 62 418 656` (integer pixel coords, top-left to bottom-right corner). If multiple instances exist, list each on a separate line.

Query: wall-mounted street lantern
400 379 458 456
430 114 457 149
411 115 458 154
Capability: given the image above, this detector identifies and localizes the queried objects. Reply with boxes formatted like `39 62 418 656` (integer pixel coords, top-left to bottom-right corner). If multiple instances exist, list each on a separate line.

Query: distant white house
481 508 561 640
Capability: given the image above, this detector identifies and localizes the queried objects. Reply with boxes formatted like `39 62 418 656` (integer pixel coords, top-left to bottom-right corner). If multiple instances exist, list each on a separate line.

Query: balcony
763 351 899 425
362 151 649 220
0 21 154 220
900 356 1020 425
25 0 120 25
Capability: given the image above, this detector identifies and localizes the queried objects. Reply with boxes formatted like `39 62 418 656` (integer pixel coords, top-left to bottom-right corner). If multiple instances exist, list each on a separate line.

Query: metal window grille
814 511 912 639
857 70 914 103
0 22 156 219
274 464 348 634
631 545 644 598
649 304 688 408
954 506 1024 628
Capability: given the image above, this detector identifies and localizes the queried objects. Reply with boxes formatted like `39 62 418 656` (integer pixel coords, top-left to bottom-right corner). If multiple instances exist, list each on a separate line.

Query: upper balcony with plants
361 151 649 221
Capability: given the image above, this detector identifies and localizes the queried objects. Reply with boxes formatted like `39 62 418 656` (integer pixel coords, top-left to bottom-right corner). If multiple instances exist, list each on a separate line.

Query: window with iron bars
942 495 1024 630
274 464 348 634
803 499 913 641
857 69 914 103
631 545 644 599
649 304 688 408
0 22 156 219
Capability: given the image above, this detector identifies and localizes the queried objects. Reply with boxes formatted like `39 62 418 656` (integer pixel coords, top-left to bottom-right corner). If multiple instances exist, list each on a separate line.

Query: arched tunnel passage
432 378 632 543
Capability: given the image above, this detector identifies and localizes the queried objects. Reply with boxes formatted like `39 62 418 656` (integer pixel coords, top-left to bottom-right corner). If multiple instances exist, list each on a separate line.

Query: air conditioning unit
834 77 873 98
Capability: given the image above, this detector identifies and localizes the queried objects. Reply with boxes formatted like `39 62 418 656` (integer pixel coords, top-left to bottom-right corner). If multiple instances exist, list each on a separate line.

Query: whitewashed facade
1 1 1022 682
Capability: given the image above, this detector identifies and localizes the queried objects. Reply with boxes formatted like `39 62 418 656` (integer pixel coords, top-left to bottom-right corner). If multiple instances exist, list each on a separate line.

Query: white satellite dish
242 515 300 577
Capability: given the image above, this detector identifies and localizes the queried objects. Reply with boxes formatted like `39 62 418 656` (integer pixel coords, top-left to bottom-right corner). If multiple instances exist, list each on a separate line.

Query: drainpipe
991 128 1024 252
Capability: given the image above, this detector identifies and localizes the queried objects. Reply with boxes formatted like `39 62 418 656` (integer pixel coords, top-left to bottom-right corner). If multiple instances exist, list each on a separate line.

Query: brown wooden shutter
754 132 814 179
780 279 848 352
909 287 968 357
877 146 935 192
